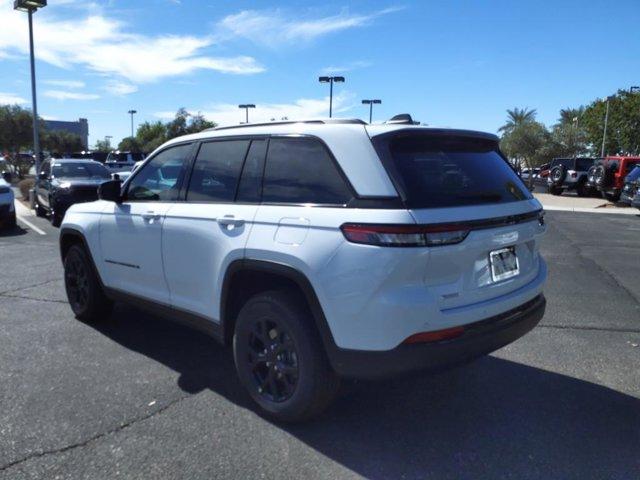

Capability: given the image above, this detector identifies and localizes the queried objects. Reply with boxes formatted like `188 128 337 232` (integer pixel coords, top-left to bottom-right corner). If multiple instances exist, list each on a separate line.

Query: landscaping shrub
18 178 35 200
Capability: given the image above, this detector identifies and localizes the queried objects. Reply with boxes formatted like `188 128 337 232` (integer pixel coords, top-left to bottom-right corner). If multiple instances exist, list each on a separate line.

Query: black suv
620 165 640 205
34 158 112 226
546 157 596 196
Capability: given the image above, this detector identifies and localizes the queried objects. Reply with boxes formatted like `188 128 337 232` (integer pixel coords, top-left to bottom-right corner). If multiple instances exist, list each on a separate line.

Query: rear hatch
369 128 544 311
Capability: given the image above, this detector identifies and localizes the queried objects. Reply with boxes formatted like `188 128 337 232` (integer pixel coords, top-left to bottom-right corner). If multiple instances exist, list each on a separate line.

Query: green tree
549 106 588 158
135 120 166 153
0 104 48 177
93 139 112 152
581 90 640 156
165 108 216 140
498 107 538 134
42 130 84 156
117 136 142 152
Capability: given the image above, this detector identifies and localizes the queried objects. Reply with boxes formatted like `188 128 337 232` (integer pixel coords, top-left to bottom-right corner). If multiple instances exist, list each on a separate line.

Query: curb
543 205 639 215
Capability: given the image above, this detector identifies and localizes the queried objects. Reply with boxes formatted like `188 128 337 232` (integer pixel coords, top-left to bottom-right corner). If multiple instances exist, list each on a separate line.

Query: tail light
340 223 470 247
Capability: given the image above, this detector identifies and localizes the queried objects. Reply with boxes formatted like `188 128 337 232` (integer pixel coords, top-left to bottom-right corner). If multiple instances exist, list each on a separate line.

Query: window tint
575 158 594 171
263 137 352 205
375 134 531 208
127 143 191 201
53 162 110 179
236 139 267 202
187 140 249 202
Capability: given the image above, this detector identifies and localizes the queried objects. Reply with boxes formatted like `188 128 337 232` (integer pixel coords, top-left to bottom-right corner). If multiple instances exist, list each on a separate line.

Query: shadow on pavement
0 224 27 237
92 305 640 480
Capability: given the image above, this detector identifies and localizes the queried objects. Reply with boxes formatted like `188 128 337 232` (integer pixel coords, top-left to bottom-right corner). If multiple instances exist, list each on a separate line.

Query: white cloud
320 60 373 74
154 91 356 127
43 80 86 89
0 0 264 86
104 80 138 96
217 7 402 48
44 90 100 101
0 92 28 104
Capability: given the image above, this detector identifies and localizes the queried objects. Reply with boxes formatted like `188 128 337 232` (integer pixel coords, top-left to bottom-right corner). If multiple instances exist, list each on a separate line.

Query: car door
36 159 51 209
162 138 265 321
99 142 194 304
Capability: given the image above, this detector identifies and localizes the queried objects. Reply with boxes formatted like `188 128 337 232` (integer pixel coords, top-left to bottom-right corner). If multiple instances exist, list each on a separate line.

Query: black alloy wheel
65 251 90 314
233 290 339 422
247 317 299 403
63 244 113 321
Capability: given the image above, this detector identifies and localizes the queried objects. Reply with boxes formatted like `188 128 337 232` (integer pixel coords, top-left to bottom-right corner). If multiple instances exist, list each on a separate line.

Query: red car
588 156 640 201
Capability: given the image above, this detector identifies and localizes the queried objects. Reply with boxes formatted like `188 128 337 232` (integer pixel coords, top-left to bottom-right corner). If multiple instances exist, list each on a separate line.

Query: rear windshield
626 165 640 181
52 162 111 179
374 134 531 208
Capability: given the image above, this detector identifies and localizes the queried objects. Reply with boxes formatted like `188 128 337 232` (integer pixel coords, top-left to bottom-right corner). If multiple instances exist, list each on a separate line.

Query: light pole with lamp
318 76 345 118
127 110 137 138
14 0 47 177
361 99 381 123
238 104 255 124
601 96 614 158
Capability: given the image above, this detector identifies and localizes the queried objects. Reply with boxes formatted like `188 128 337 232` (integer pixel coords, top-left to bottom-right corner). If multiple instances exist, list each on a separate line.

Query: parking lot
1 210 639 479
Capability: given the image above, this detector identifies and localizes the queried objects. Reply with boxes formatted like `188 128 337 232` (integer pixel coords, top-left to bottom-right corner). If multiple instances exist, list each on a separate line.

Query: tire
576 182 588 197
549 165 566 186
8 212 17 228
63 244 113 322
35 200 47 217
50 211 62 228
601 191 620 202
548 185 562 196
233 290 339 422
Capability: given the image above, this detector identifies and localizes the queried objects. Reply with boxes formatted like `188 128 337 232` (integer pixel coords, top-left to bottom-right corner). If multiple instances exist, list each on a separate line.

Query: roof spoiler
385 114 420 125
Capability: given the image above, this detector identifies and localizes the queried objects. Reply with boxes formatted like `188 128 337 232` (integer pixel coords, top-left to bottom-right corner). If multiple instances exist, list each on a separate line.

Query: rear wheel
576 182 588 197
233 290 339 422
35 200 46 217
50 211 63 227
64 244 113 321
548 185 562 196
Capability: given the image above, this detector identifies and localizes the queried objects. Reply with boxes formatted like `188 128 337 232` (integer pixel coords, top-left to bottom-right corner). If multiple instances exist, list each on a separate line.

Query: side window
126 143 191 201
236 139 267 203
262 137 352 205
187 140 250 202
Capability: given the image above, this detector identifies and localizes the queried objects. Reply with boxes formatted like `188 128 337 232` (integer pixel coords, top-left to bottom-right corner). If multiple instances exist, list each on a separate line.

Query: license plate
489 247 519 282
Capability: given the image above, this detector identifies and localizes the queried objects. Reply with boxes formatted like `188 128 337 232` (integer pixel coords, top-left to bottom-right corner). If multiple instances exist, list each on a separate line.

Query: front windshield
52 162 111 180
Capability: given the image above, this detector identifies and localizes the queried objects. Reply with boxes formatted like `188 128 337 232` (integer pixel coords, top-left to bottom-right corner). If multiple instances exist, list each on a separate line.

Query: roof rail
206 118 367 132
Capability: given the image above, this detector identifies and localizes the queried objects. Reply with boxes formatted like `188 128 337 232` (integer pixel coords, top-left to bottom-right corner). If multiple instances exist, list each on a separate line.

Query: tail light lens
340 223 470 247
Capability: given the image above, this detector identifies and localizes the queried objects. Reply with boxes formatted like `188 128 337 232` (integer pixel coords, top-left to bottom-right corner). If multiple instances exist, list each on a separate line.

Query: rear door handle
217 215 244 227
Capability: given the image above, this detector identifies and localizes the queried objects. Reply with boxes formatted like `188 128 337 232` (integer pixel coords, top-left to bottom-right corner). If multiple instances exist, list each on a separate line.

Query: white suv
59 118 547 421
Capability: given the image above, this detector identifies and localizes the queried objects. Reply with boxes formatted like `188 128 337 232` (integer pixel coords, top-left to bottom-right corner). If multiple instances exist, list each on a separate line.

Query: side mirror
1 171 11 183
98 180 123 203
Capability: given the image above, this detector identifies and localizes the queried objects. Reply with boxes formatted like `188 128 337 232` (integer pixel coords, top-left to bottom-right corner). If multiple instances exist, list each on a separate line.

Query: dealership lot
1 211 639 479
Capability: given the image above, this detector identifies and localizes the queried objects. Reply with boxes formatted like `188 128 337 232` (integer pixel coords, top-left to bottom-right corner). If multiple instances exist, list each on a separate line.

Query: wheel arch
59 227 106 288
220 259 339 361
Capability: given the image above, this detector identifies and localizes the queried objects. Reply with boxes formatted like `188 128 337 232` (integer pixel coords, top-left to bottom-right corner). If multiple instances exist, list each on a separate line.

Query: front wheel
64 244 113 321
233 290 339 422
35 200 46 217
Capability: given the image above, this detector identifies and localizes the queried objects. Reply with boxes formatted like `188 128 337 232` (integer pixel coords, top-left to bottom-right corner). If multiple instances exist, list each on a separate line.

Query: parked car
0 172 16 228
59 117 547 421
632 187 640 210
69 151 109 163
34 158 112 227
546 157 595 196
588 156 640 201
619 165 640 205
105 151 146 170
520 167 540 182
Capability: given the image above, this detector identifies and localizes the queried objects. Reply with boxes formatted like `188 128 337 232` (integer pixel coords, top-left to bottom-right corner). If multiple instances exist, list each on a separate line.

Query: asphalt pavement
0 209 639 480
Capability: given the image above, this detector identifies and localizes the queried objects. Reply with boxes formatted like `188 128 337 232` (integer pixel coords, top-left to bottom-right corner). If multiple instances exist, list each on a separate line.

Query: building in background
44 118 89 149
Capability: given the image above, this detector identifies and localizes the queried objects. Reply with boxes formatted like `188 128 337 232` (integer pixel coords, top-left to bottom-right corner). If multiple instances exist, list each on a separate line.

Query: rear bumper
329 294 546 379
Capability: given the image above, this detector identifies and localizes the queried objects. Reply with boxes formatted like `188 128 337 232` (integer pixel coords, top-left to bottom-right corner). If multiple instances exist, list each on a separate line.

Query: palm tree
558 106 585 127
499 107 537 133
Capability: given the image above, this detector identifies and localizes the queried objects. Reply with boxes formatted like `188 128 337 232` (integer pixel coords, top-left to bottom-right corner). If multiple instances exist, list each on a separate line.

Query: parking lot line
13 200 47 235
16 214 46 235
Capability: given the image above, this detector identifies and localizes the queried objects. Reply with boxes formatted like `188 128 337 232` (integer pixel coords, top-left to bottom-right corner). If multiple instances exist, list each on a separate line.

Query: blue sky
1 0 639 147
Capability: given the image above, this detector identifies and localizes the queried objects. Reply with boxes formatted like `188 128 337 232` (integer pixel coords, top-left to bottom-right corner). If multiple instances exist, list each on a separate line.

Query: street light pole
361 99 382 123
238 104 255 124
601 98 611 158
318 76 345 118
127 110 137 138
27 8 40 174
